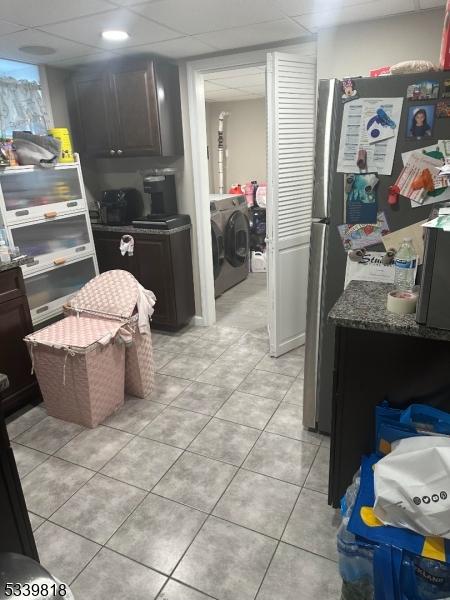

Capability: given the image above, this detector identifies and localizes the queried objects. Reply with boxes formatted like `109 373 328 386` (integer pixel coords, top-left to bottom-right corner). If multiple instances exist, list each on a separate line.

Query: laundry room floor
8 272 341 600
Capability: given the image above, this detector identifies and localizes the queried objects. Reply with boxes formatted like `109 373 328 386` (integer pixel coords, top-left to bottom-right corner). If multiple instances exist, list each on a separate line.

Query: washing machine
210 194 250 297
210 200 225 296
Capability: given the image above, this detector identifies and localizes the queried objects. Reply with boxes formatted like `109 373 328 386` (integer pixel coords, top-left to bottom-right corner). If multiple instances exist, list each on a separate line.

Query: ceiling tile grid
0 0 444 66
204 66 266 101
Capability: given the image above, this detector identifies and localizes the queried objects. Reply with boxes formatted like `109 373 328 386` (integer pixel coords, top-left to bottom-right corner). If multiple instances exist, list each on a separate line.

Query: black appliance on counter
133 171 190 230
144 173 177 214
417 226 450 331
99 188 143 225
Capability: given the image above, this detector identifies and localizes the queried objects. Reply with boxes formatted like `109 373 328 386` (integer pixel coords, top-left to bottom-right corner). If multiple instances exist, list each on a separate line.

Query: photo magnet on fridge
442 79 450 99
437 100 450 118
341 78 359 103
406 81 439 101
406 105 436 140
344 173 379 225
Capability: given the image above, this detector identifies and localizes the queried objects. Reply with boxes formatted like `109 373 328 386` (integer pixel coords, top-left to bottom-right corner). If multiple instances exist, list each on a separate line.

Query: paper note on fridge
338 211 390 251
402 141 450 208
395 152 447 204
337 98 403 175
382 220 427 264
344 251 395 288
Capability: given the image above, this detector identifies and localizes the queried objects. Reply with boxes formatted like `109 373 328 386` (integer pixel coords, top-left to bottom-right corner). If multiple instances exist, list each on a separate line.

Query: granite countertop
91 223 191 236
329 281 450 342
0 373 9 393
0 255 34 273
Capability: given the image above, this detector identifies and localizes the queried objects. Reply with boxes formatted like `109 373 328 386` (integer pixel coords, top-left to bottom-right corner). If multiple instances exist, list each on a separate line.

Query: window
0 58 50 138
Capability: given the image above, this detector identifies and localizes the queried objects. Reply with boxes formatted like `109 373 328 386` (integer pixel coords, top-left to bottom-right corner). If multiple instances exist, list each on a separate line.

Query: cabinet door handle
44 211 57 218
53 257 66 266
117 149 123 156
110 149 116 156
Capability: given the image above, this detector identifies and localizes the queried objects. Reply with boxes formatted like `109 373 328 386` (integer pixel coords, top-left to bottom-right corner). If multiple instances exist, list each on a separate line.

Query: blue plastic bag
347 454 450 600
375 402 450 456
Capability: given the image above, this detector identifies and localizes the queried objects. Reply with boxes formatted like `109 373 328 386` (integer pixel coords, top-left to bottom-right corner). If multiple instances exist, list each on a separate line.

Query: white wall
317 8 444 80
206 98 266 193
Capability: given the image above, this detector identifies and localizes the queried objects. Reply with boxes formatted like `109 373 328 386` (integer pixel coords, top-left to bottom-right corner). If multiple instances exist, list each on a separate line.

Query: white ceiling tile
294 0 416 31
419 0 445 7
131 0 283 35
0 0 115 27
204 80 230 92
241 83 266 94
0 29 98 64
206 88 258 98
107 0 156 5
0 19 25 36
41 8 182 50
119 36 216 58
196 18 309 50
206 93 262 102
207 73 265 88
205 66 266 80
274 0 375 17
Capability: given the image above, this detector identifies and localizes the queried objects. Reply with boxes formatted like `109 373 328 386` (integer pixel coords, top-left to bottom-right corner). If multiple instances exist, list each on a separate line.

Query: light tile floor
8 273 341 600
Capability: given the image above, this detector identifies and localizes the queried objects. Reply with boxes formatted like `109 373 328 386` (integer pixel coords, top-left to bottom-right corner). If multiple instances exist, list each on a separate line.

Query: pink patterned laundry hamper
68 270 155 399
25 316 125 428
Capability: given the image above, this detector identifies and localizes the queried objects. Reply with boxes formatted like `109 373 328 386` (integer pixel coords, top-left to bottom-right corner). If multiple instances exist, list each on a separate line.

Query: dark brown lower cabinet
93 228 195 329
0 388 38 560
0 268 38 416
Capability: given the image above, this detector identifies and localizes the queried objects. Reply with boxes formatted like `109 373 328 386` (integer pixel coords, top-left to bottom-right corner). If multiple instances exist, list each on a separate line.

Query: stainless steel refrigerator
303 74 450 434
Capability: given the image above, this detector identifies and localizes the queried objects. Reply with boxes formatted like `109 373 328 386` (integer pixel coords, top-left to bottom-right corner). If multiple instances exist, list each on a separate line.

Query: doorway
205 66 268 334
184 43 316 356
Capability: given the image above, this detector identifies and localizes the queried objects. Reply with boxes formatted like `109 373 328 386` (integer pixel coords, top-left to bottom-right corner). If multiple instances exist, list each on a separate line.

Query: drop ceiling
204 67 266 102
0 0 444 67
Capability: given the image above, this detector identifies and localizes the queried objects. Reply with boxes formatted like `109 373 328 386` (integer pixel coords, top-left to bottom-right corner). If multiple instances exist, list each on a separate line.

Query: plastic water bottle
394 238 417 292
0 234 10 264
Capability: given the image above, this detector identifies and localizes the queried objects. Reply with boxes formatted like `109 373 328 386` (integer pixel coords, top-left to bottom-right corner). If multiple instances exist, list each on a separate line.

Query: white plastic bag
374 436 450 538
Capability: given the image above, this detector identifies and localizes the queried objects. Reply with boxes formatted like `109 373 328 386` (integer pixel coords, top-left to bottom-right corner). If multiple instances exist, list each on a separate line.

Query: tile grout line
252 433 323 599
162 390 285 586
20 311 326 596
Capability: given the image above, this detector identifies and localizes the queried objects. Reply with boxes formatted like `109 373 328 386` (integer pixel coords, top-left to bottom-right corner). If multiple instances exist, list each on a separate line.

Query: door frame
185 42 316 327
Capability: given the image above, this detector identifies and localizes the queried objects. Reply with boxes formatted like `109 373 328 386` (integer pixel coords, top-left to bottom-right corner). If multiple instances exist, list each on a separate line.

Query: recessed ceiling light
101 30 129 42
19 45 56 55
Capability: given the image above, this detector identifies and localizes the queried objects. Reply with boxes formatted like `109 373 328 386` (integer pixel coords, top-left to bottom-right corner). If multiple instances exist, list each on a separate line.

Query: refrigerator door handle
303 221 327 429
316 79 336 219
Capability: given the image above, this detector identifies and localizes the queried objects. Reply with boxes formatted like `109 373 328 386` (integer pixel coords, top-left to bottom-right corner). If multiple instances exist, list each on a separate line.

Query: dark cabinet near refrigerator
68 57 183 158
0 267 38 415
93 226 195 329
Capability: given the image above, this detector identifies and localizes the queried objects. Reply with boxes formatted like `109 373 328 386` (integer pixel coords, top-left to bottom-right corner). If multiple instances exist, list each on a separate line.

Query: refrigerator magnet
406 105 436 140
356 149 367 170
341 78 359 103
437 100 450 118
344 173 379 225
442 79 450 98
406 81 439 101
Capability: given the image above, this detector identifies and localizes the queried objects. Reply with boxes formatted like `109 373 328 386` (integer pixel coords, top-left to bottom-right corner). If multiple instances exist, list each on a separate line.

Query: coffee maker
132 169 190 230
144 172 177 214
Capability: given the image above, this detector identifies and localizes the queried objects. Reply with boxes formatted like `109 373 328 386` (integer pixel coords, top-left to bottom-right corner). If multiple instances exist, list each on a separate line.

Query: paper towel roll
387 290 418 315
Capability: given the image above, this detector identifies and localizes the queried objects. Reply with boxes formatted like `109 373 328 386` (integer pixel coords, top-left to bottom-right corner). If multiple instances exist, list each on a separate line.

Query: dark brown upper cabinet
68 58 183 158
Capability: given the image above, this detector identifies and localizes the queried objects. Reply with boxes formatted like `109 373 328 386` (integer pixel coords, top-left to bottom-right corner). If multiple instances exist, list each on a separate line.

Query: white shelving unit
0 154 98 325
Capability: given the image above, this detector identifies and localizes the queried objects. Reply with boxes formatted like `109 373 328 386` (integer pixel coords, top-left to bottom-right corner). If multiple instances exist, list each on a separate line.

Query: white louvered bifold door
266 51 316 357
